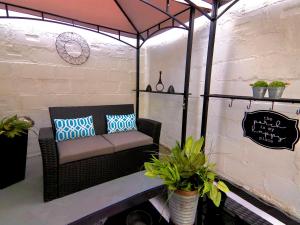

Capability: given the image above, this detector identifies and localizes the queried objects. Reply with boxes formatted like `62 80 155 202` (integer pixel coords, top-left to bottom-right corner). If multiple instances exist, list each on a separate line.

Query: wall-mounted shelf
135 90 191 96
201 94 300 104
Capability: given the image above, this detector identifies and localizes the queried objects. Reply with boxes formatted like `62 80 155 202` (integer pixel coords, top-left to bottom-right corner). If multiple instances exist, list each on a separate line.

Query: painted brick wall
0 20 146 157
144 0 300 219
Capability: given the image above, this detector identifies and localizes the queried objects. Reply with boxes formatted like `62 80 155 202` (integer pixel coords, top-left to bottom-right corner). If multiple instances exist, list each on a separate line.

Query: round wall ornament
55 32 90 65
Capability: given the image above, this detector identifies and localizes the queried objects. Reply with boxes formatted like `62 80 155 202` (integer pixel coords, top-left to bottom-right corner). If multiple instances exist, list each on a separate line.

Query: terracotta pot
169 190 199 225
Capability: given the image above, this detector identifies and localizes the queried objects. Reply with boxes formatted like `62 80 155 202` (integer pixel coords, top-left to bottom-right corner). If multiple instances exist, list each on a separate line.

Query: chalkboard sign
242 110 299 151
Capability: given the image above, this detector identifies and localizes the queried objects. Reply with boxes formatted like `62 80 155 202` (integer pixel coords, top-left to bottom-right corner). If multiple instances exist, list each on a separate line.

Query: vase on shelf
155 71 164 92
167 85 175 94
146 84 152 92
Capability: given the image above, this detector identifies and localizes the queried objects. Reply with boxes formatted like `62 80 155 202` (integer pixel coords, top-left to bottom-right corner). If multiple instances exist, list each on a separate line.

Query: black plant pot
0 131 28 189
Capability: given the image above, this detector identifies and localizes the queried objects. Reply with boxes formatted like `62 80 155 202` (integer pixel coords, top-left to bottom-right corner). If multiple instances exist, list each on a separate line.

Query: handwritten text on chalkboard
242 110 299 151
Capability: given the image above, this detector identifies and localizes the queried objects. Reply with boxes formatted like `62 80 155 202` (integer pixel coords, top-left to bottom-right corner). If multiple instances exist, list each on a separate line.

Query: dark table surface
69 172 299 225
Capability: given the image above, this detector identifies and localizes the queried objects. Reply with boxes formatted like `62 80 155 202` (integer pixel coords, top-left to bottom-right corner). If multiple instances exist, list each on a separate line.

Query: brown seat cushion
57 135 114 164
103 131 153 152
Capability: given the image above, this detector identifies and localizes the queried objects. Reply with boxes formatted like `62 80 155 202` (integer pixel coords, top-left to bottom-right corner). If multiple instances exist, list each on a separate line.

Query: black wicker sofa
38 104 161 202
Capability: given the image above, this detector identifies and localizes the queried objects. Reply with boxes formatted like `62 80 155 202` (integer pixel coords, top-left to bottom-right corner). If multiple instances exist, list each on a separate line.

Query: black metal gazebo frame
0 0 241 146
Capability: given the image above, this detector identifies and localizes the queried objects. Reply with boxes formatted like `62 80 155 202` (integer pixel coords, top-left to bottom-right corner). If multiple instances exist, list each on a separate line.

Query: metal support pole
181 7 195 147
200 0 219 144
136 36 140 118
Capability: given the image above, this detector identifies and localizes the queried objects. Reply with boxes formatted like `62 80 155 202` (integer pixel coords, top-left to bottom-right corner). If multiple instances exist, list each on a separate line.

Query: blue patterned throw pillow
106 114 137 134
54 116 96 142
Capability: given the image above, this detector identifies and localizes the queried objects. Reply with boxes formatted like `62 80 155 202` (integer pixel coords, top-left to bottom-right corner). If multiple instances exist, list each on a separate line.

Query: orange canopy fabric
0 0 234 43
0 0 210 37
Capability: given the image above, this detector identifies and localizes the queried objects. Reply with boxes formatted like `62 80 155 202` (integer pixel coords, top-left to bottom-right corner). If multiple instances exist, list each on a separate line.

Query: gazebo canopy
0 0 239 144
0 0 233 47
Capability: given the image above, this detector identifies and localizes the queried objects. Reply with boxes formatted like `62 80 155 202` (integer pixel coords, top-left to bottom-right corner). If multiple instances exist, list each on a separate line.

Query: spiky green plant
269 81 289 87
144 136 229 207
250 81 268 87
0 115 33 138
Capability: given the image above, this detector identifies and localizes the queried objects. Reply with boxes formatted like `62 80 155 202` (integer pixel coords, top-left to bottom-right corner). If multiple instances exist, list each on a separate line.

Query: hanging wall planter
268 81 289 99
250 81 268 98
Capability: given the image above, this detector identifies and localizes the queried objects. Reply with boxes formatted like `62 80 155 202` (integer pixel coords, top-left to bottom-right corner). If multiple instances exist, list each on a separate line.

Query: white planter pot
169 190 199 225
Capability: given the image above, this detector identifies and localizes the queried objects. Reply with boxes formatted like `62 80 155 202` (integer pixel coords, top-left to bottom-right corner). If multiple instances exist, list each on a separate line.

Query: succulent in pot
250 81 268 98
268 81 289 99
0 115 34 189
144 137 229 225
0 115 34 138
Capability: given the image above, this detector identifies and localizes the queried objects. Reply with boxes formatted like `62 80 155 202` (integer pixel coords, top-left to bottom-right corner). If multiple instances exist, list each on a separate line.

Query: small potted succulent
250 81 268 98
144 137 229 225
0 115 34 189
268 81 289 99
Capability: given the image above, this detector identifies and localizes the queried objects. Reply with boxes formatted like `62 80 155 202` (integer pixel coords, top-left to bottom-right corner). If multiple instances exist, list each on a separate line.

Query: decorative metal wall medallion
56 32 90 65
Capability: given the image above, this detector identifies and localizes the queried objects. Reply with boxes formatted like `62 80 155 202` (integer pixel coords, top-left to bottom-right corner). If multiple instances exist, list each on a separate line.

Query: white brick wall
144 0 300 219
0 20 145 157
0 0 299 219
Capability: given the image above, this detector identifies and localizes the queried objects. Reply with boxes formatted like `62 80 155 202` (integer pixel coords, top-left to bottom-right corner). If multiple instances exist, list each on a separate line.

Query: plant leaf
217 181 229 193
184 136 194 157
192 136 204 154
213 191 222 207
202 181 211 196
210 184 218 201
207 171 215 181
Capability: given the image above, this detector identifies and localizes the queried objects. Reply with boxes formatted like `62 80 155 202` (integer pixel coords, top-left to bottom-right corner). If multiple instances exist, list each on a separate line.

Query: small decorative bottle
156 71 164 92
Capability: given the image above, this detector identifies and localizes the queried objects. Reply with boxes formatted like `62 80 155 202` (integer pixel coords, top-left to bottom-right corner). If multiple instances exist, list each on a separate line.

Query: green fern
0 115 33 138
144 136 229 207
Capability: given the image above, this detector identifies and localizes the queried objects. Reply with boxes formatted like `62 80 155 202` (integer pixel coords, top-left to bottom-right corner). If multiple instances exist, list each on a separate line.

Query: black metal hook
229 99 233 108
247 100 252 110
270 101 274 111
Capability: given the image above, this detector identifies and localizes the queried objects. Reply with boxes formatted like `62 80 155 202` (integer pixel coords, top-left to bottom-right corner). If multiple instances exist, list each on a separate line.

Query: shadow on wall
145 0 300 220
0 20 137 156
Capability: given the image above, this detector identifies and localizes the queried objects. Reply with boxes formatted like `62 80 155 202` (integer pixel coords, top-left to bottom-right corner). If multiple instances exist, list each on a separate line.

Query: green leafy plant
144 136 229 207
250 81 268 87
0 115 34 138
268 81 289 87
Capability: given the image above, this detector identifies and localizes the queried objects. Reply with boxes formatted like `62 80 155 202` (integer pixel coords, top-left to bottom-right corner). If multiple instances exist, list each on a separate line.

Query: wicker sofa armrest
137 118 161 145
38 127 59 201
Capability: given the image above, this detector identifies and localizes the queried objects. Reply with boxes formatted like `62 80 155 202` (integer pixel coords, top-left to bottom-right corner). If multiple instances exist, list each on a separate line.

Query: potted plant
268 81 289 99
250 81 268 98
0 115 34 189
144 137 229 225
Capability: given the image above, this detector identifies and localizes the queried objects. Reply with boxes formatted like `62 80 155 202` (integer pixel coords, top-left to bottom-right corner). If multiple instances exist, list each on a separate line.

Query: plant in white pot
144 137 229 225
0 115 34 188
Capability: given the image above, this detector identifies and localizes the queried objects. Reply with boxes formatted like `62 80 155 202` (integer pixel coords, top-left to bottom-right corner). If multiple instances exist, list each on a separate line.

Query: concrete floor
0 148 286 225
0 156 163 225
